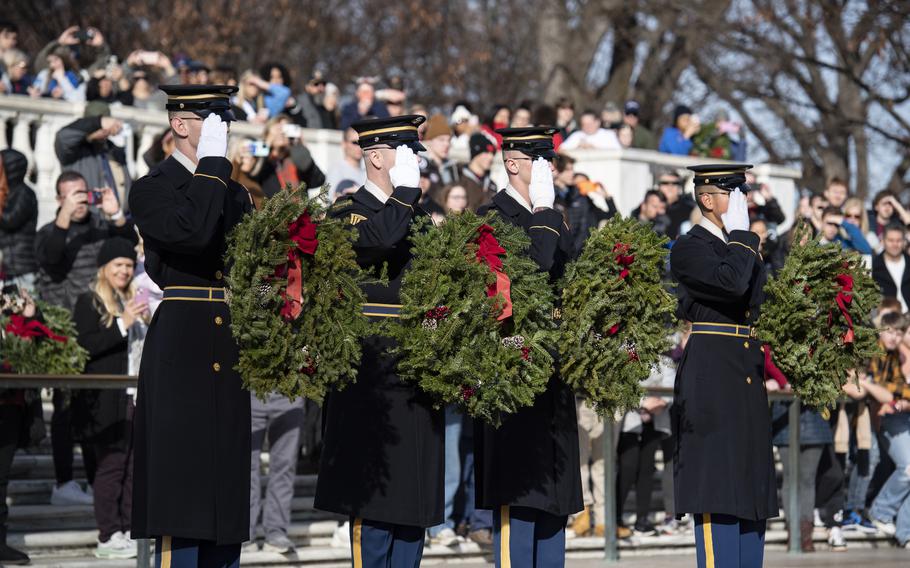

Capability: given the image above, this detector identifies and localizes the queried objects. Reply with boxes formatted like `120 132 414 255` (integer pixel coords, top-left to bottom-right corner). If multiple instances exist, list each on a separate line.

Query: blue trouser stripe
693 514 767 568
493 506 567 568
154 537 239 568
350 518 424 568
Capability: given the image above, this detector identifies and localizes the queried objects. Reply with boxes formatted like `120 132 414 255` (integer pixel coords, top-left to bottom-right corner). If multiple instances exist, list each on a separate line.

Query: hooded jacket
0 149 38 277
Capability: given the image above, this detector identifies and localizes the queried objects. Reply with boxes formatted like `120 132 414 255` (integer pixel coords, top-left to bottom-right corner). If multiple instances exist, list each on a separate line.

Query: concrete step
6 474 318 506
14 525 898 567
7 496 333 532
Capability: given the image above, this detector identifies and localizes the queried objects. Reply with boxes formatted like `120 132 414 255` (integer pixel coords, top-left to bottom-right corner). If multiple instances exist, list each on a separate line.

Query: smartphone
282 124 302 139
74 29 95 42
134 287 150 306
85 190 105 205
247 140 270 157
139 51 158 66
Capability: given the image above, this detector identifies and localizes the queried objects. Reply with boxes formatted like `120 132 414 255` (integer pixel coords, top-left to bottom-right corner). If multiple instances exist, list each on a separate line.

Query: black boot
0 542 31 565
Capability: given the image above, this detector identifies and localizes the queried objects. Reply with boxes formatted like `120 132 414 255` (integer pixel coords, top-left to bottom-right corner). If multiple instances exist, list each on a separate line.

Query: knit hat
97 237 137 267
673 104 693 123
469 132 496 159
424 114 452 140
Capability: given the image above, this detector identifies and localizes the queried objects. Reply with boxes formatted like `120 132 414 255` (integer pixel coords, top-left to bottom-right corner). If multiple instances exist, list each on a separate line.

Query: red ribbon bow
613 242 635 280
474 224 512 321
833 273 855 344
5 315 68 343
279 212 319 321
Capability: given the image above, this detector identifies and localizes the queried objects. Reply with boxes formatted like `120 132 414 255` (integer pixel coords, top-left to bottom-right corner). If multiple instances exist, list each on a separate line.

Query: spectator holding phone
30 47 83 102
33 25 111 85
55 104 132 209
658 104 701 155
71 238 148 559
35 171 137 312
248 115 326 201
124 50 177 110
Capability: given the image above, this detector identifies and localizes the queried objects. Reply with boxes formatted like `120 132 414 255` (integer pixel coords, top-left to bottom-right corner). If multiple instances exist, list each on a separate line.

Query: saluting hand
388 145 420 188
196 114 228 160
721 188 750 232
529 157 555 210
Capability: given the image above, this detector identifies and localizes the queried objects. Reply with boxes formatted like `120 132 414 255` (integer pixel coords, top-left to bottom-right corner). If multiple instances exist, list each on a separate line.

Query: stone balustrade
0 95 801 231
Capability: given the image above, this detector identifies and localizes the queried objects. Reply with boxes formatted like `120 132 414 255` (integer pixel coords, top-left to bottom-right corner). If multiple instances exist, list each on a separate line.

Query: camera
247 140 270 158
282 124 302 140
86 190 105 205
74 29 95 42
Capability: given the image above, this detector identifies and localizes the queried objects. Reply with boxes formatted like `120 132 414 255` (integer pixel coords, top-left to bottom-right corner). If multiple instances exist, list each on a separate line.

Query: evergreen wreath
226 184 368 402
755 222 880 410
559 216 676 416
0 299 88 375
387 211 557 426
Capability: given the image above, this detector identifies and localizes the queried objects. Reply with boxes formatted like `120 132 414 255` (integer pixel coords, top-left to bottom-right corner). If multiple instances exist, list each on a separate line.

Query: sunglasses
658 180 681 186
844 213 862 219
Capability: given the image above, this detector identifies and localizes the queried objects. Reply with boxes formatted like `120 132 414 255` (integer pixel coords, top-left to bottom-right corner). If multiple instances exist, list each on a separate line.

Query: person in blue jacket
658 104 701 155
818 206 873 254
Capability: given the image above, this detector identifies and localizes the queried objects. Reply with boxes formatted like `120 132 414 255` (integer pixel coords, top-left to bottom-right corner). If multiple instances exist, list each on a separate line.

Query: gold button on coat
745 310 751 318
215 316 223 325
743 341 749 349
746 376 752 384
213 362 221 372
215 270 223 280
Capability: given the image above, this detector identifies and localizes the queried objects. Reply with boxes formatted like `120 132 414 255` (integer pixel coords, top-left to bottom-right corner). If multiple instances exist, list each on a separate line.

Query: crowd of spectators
1 19 910 564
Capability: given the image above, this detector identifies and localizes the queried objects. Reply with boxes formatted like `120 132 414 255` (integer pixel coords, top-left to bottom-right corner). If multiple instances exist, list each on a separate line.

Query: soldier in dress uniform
313 115 445 567
669 164 777 568
474 127 583 567
128 85 254 568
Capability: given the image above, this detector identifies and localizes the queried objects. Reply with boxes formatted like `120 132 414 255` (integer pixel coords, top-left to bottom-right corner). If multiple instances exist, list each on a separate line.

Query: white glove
196 114 228 160
388 145 420 188
529 157 555 210
720 188 750 232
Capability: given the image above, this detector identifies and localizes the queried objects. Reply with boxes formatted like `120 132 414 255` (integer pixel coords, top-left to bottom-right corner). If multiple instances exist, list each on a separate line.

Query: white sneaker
51 480 94 506
872 518 897 537
95 531 137 559
813 509 824 528
430 527 459 547
331 522 350 548
827 526 847 551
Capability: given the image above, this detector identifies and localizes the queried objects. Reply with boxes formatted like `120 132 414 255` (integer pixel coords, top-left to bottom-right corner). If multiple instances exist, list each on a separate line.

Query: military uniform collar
363 179 390 205
172 148 197 174
492 188 529 218
156 154 193 186
351 184 386 212
503 184 533 213
698 217 727 243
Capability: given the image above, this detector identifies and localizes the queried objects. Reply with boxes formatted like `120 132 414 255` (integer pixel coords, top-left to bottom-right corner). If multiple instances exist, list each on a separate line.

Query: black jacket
254 145 326 199
128 155 252 544
71 291 131 447
669 225 777 521
35 213 137 311
0 149 38 277
314 185 445 527
872 252 910 310
474 191 584 516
